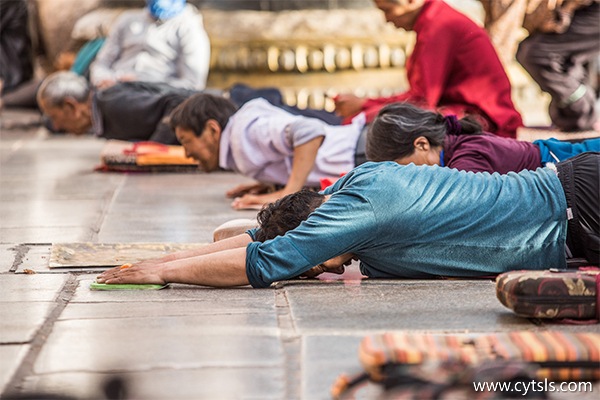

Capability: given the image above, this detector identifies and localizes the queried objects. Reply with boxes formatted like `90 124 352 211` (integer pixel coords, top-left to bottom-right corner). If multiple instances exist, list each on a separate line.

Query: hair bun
444 115 462 135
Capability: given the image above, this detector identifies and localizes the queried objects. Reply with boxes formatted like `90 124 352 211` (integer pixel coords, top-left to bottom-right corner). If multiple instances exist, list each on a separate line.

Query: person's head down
169 93 237 172
367 102 481 166
254 189 356 277
37 71 92 135
373 0 426 31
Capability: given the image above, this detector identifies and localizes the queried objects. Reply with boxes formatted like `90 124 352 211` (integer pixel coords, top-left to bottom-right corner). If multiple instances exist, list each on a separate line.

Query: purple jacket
444 134 541 173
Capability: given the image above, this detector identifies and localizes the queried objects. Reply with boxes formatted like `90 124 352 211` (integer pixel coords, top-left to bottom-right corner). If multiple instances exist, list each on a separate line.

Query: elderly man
334 0 523 138
97 152 599 288
36 71 198 143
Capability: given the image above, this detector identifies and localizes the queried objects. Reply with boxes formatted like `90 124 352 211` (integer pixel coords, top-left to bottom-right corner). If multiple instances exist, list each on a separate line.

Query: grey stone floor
1 109 598 400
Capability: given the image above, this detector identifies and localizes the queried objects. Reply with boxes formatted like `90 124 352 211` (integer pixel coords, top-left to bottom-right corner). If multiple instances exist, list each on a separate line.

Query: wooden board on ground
49 242 205 268
517 127 599 142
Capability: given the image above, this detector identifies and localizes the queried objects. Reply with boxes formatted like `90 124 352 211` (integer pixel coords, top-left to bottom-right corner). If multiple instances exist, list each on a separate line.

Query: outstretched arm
96 246 250 287
97 233 252 284
145 233 253 264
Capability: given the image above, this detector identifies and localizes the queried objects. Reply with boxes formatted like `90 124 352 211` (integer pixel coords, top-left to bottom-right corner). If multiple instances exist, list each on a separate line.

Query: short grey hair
37 71 91 108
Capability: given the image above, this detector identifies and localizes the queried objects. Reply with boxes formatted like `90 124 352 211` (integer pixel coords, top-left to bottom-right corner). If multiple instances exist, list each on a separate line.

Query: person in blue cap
90 0 210 90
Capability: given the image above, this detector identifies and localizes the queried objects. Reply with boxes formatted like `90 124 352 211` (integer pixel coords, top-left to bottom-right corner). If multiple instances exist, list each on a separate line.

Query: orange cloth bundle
98 140 199 172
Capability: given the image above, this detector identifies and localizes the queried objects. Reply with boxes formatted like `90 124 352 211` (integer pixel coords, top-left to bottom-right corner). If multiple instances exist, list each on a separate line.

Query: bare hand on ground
96 262 166 285
231 192 283 210
226 182 274 199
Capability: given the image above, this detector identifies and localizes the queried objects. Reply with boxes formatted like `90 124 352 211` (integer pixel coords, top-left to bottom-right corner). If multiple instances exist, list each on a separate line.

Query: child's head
170 93 237 171
254 190 326 242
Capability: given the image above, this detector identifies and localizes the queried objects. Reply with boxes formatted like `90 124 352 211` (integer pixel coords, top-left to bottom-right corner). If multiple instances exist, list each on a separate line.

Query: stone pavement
1 109 598 400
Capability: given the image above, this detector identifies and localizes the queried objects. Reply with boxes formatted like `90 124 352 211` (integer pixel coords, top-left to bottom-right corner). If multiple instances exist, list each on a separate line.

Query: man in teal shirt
97 153 598 288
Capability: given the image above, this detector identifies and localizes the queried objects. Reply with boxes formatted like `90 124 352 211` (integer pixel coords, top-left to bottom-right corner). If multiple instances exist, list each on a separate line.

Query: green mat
90 282 169 291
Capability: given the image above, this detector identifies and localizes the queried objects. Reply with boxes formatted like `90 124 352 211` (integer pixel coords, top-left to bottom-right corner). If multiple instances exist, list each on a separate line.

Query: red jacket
359 0 523 138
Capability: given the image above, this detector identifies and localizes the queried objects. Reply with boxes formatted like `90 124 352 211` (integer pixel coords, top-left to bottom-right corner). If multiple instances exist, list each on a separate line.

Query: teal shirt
246 162 568 288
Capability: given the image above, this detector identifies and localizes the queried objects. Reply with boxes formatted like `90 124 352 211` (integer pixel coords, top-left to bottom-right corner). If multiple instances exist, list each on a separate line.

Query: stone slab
0 274 67 302
0 172 124 202
0 274 67 344
0 200 104 229
34 318 283 374
0 345 30 393
15 243 106 274
59 300 276 321
0 244 17 272
0 227 97 244
14 244 108 273
96 220 248 244
0 302 55 344
97 172 258 243
303 335 383 400
285 280 536 333
21 368 285 400
71 279 274 304
18 244 51 271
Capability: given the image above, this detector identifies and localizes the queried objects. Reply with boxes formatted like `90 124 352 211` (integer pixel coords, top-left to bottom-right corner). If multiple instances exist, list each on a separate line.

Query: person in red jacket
334 0 523 138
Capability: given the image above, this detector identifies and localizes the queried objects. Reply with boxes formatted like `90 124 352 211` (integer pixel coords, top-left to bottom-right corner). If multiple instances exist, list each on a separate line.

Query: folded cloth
98 140 199 172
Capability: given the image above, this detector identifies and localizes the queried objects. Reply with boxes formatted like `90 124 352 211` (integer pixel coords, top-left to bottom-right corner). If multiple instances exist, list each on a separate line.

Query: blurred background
14 0 551 124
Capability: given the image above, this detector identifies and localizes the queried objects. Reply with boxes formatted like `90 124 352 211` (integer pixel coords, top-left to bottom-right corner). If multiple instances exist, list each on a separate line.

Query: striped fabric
358 331 600 382
479 331 600 380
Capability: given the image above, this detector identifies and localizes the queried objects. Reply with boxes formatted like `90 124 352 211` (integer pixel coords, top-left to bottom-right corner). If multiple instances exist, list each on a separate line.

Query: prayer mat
517 127 599 142
49 242 204 268
97 140 201 173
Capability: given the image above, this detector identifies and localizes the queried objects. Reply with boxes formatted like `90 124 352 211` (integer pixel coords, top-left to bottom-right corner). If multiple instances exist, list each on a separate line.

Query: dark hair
254 190 325 242
366 102 482 162
169 93 238 136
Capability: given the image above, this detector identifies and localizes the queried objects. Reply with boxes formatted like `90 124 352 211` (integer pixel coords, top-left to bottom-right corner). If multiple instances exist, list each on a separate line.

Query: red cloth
357 0 523 138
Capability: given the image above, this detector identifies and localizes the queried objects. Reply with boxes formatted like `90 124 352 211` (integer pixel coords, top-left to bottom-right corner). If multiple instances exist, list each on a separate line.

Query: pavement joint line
91 175 127 238
2 274 79 396
274 287 301 400
9 244 30 273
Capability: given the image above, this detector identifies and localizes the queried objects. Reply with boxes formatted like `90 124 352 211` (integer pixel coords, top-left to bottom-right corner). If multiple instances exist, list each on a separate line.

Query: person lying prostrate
97 153 599 288
367 102 600 173
170 93 366 210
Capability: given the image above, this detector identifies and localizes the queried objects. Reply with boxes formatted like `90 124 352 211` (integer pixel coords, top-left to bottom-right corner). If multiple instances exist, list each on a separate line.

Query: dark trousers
516 2 600 131
228 83 342 126
556 152 599 265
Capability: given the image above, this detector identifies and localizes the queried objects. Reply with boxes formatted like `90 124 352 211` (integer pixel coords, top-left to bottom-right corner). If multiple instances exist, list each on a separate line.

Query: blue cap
146 0 186 20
